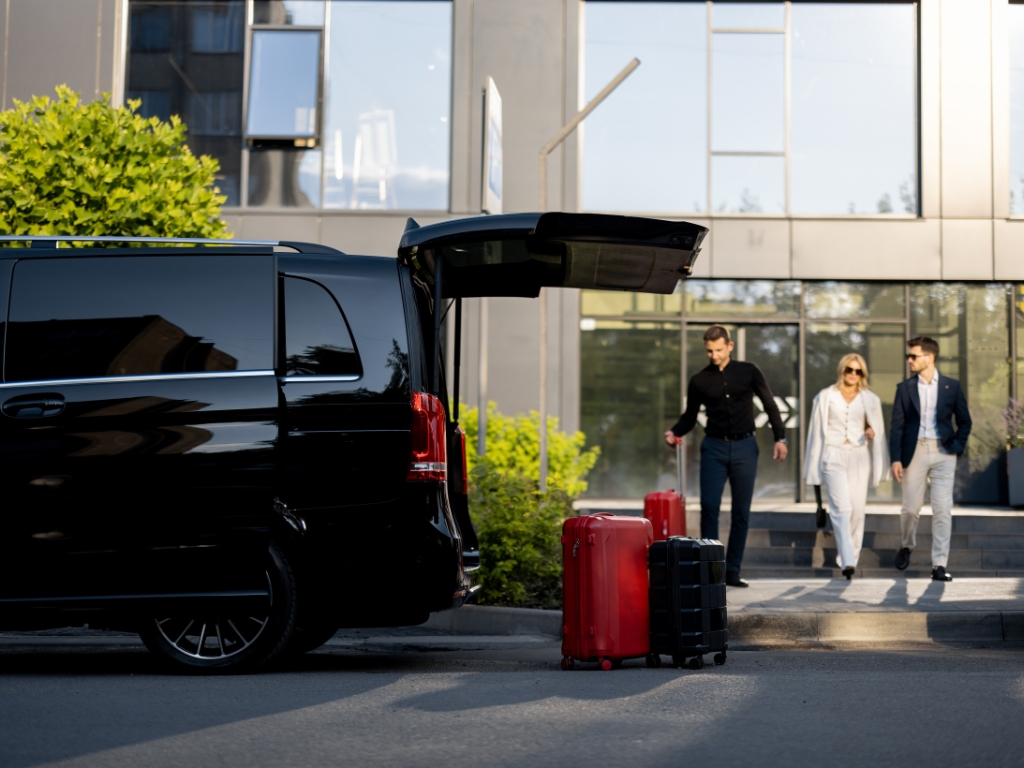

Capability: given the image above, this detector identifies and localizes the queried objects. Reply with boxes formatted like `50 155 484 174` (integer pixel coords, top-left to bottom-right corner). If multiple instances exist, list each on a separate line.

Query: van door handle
2 394 66 419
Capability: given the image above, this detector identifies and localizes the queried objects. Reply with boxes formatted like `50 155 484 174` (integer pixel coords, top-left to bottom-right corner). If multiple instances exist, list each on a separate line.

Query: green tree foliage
0 86 229 241
459 403 599 608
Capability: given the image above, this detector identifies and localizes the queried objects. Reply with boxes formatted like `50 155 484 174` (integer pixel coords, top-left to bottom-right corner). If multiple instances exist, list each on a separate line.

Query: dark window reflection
126 1 245 205
6 256 274 382
284 276 361 376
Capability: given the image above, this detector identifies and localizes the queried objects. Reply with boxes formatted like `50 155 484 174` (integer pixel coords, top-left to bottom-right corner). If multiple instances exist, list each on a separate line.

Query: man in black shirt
663 325 788 587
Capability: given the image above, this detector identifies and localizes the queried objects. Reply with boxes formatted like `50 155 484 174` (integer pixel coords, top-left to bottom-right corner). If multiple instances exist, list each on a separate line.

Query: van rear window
5 255 274 382
283 276 361 377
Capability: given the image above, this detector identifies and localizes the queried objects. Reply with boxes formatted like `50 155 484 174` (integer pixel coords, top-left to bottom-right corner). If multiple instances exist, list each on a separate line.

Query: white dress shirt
826 388 868 447
917 372 940 439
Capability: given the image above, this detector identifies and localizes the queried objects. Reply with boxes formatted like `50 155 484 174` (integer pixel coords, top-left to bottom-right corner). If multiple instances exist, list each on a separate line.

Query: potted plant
1004 399 1024 507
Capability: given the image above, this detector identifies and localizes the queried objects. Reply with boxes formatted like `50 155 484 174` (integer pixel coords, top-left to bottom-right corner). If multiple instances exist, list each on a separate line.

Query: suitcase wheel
645 654 662 668
561 657 576 671
671 654 686 668
600 658 613 671
689 656 704 670
714 652 727 666
611 659 623 669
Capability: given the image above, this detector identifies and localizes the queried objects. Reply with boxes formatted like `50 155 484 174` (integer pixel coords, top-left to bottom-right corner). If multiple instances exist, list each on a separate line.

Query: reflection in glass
581 321 681 498
582 2 707 213
805 323 905 501
248 149 321 207
581 288 682 317
1010 7 1024 214
323 1 450 210
284 277 360 376
246 30 321 138
712 155 785 213
911 284 1010 503
126 1 245 205
804 282 905 319
254 0 325 25
712 3 784 29
685 280 800 318
683 324 798 501
790 4 916 214
712 33 784 153
1017 286 1024 390
6 256 274 381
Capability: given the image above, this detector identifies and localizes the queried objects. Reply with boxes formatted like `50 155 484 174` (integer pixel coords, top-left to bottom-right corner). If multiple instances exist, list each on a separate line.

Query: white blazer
803 386 891 488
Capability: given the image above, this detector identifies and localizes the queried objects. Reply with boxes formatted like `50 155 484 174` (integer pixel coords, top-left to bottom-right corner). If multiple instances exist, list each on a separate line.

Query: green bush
0 86 229 241
459 403 599 608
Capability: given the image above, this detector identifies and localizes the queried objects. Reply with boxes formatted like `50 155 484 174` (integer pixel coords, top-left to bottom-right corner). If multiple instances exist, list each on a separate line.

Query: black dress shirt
670 360 786 441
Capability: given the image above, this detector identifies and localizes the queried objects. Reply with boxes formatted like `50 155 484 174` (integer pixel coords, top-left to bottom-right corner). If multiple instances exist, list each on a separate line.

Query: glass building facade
125 0 452 210
580 282 1024 505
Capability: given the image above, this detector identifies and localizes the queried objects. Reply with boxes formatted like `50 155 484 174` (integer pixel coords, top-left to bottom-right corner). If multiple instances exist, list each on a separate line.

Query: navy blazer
889 374 972 467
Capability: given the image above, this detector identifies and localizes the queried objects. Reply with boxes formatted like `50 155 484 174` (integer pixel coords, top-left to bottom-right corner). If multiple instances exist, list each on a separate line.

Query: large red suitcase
561 513 653 670
643 490 685 541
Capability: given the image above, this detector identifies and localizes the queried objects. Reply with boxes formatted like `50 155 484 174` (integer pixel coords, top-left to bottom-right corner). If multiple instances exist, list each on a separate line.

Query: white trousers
821 445 870 570
901 438 957 568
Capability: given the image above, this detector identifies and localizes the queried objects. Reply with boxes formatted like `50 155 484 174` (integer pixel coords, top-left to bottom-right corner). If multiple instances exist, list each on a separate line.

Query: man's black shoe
725 572 749 588
895 547 911 571
932 566 953 582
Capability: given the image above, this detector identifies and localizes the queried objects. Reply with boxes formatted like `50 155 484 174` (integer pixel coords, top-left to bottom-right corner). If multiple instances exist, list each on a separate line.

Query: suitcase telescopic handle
676 439 685 499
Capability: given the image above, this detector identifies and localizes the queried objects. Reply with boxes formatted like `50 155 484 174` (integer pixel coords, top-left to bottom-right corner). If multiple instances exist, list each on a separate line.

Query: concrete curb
426 606 1024 644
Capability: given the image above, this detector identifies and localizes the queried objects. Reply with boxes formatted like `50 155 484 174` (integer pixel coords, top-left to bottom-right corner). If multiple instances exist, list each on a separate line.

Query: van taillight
407 392 447 481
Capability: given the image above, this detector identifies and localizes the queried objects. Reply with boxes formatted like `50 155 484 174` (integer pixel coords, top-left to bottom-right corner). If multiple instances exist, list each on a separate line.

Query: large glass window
246 30 322 140
582 2 707 213
580 321 681 498
583 2 917 215
5 256 274 381
1011 5 1024 214
323 1 451 210
126 1 246 205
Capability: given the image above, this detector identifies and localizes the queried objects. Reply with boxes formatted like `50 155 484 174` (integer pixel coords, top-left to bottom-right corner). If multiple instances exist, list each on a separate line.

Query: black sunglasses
906 353 931 361
844 366 864 377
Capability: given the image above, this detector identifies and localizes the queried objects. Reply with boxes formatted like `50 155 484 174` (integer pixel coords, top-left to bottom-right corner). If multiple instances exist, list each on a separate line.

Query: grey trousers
900 438 957 568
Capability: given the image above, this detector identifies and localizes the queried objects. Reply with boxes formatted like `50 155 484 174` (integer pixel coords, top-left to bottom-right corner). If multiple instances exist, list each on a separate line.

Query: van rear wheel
139 543 297 673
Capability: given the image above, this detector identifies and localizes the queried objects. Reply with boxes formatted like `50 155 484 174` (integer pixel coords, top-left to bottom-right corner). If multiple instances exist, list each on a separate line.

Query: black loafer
725 572 749 588
932 566 953 582
895 547 911 571
842 567 855 581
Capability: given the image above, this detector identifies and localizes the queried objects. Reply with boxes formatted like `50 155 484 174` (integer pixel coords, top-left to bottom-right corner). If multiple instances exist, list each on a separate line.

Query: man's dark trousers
700 435 759 574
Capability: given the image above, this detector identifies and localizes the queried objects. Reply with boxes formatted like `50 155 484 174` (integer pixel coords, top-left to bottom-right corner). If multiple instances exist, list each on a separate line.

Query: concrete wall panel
941 219 993 280
450 0 475 214
992 0 1011 219
710 219 790 279
994 220 1024 280
238 214 320 245
919 0 941 219
939 0 993 218
6 0 99 107
688 218 713 278
791 219 941 280
320 214 450 257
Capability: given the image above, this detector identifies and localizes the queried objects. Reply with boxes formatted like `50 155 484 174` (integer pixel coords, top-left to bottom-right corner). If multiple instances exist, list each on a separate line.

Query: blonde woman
804 354 891 579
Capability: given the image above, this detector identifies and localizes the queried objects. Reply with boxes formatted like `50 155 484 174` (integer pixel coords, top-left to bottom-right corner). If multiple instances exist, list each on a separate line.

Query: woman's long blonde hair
836 353 870 391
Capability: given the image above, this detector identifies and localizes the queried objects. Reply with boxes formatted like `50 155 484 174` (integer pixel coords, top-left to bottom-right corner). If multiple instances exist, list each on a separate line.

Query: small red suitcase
644 491 686 541
561 513 653 670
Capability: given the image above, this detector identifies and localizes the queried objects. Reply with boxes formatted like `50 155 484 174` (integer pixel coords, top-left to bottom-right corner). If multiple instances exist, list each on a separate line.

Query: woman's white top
826 388 868 447
803 385 891 488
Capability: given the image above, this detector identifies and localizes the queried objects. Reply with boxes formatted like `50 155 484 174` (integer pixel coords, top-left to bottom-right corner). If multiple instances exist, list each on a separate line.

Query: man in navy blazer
889 336 971 581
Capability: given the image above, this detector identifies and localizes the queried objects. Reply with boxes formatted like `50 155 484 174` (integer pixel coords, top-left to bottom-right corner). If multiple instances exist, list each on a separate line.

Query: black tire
645 654 661 668
689 655 704 670
139 542 298 673
714 652 727 666
672 654 685 668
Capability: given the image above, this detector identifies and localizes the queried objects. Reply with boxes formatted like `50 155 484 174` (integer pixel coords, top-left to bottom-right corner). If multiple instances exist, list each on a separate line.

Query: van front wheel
139 543 298 673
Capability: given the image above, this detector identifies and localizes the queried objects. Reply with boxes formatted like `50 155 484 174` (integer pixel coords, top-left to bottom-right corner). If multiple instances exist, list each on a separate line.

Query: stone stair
575 500 1024 578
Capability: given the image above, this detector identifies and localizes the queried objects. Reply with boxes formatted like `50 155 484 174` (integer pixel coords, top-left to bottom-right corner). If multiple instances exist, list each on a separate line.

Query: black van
0 213 705 671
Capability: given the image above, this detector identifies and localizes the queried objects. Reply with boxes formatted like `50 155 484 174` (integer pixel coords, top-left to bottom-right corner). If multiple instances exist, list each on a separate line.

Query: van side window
284 276 361 377
5 255 274 382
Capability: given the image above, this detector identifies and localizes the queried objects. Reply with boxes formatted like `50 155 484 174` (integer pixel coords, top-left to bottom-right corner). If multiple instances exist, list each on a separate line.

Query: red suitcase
561 513 653 670
644 491 685 541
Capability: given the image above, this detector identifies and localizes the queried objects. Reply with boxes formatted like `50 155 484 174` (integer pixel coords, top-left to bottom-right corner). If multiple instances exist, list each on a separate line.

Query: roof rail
0 236 344 254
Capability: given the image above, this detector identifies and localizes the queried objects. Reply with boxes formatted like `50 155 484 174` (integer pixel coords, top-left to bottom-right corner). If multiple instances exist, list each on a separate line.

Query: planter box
1011 448 1024 507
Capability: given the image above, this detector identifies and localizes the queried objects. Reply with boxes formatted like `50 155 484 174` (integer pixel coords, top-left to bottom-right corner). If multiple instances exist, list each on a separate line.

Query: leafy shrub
459 403 599 608
0 86 229 241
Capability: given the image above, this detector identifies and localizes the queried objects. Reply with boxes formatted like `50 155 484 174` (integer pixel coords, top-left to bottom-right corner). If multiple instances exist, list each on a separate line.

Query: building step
740 566 1024 579
738 546 1024 570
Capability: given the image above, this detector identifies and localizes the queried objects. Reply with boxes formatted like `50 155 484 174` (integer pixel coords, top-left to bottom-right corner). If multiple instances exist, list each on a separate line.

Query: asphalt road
1 638 1023 768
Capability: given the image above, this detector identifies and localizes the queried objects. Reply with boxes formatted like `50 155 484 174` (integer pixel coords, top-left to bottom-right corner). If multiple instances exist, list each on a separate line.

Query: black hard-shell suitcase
647 536 728 670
